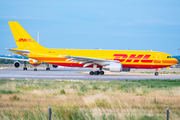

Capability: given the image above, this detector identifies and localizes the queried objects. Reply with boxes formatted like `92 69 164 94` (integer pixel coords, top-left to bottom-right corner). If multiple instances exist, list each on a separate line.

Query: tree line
0 59 29 64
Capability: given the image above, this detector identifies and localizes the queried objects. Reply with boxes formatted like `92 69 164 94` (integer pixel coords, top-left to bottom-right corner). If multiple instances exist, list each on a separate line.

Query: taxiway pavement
0 68 180 80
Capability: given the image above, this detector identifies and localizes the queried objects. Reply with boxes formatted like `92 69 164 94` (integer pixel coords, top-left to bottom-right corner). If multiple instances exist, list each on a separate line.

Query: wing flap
63 55 119 67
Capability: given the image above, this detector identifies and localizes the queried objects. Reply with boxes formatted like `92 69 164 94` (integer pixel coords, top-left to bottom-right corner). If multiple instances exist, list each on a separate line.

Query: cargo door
155 53 161 63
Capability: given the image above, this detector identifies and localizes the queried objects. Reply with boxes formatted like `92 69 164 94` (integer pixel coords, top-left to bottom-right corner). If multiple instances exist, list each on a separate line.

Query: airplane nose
175 59 178 64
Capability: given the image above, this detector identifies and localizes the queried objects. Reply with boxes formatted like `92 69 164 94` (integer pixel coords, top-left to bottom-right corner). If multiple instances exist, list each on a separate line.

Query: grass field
0 79 180 120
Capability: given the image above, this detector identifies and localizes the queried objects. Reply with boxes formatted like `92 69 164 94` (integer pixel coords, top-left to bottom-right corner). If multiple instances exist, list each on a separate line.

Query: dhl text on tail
7 21 178 76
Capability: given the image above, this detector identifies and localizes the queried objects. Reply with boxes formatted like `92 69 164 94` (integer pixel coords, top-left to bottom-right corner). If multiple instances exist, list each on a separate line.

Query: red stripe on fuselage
48 62 170 69
49 63 102 68
162 60 178 63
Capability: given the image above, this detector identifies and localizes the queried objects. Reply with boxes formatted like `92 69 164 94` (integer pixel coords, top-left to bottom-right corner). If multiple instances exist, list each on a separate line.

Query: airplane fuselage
18 48 177 69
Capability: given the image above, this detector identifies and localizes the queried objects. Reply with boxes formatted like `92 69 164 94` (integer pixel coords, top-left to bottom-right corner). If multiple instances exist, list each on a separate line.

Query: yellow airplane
6 21 178 76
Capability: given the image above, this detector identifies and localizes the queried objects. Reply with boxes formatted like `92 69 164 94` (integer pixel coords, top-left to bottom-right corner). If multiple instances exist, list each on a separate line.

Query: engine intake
14 61 20 68
103 63 122 72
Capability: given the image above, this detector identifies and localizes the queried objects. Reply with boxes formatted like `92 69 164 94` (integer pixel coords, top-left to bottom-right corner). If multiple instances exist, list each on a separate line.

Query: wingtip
4 48 11 51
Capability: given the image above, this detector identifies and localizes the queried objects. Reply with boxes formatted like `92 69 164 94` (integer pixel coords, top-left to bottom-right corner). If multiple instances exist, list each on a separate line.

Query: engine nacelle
103 63 122 72
14 61 20 68
52 65 58 68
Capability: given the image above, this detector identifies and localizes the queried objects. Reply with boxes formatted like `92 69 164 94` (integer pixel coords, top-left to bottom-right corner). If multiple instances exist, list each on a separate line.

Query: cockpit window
167 56 172 58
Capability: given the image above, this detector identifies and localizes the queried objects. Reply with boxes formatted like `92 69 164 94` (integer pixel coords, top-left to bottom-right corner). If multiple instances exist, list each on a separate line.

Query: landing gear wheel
155 72 158 76
46 68 50 71
100 71 104 75
23 67 27 70
34 68 37 71
89 71 94 75
94 71 100 75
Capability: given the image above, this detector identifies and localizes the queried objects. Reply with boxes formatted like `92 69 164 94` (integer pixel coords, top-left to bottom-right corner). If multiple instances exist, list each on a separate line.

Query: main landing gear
22 61 37 71
89 65 104 75
23 61 38 71
23 61 27 70
89 71 104 75
46 64 50 71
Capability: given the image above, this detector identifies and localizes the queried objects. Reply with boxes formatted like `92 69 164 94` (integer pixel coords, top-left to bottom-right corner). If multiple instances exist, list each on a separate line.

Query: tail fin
8 21 46 49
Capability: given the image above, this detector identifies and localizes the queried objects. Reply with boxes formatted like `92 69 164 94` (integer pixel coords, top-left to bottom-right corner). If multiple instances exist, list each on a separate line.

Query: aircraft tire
23 68 27 70
94 71 100 75
89 71 94 75
155 72 158 76
100 71 104 75
46 68 50 71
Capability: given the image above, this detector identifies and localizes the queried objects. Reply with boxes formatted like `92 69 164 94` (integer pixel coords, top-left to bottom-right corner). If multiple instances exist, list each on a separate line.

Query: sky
0 0 180 55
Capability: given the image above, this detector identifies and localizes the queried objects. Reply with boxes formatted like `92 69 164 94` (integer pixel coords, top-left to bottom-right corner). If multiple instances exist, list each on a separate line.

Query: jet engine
52 65 58 68
14 61 20 68
103 62 122 72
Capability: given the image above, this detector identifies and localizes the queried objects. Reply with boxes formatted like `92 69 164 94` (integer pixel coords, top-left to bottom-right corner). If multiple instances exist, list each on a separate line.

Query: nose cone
175 59 179 64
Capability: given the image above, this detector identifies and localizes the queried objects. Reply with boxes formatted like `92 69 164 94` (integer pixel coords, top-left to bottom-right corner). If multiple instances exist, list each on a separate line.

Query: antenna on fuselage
37 31 39 43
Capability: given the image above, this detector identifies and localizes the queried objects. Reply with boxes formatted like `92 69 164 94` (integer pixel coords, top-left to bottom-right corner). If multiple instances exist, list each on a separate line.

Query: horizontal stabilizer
5 49 30 55
0 57 29 62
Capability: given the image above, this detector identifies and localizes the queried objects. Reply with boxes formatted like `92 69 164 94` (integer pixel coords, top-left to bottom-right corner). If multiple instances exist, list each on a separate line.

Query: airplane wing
0 57 29 62
64 55 119 67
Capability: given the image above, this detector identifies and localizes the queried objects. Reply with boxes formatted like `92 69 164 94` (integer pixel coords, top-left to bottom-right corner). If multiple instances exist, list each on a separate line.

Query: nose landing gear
155 71 159 76
155 68 159 76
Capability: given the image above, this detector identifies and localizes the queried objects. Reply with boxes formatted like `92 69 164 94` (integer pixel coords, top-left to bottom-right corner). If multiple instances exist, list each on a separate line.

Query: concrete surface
0 68 180 80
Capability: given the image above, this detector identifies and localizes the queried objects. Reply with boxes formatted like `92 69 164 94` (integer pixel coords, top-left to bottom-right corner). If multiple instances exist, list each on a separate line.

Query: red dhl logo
16 38 34 42
114 54 153 63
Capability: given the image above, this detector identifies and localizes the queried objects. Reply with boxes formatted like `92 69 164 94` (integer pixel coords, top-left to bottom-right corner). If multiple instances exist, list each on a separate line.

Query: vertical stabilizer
8 21 46 49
